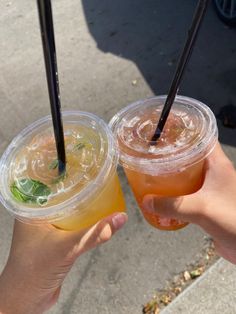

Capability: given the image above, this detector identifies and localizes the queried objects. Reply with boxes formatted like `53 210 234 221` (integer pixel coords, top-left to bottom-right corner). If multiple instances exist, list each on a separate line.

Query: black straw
37 0 66 174
151 0 210 143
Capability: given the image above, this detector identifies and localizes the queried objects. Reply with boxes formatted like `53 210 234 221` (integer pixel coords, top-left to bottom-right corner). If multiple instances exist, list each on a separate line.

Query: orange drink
0 111 125 231
110 95 218 231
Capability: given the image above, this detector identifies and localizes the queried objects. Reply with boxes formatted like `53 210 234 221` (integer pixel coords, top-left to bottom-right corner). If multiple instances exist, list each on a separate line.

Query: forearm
0 264 48 314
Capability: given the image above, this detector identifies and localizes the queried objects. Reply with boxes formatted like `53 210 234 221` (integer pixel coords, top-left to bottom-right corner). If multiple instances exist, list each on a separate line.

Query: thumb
142 192 206 224
70 212 128 257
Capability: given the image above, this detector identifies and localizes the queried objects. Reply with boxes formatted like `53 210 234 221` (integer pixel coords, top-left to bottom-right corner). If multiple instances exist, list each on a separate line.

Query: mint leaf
52 171 67 184
73 142 86 151
11 184 29 203
49 159 59 170
10 178 51 205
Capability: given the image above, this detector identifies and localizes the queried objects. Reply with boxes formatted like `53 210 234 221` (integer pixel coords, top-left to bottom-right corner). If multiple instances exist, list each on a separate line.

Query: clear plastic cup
0 111 125 231
109 95 218 231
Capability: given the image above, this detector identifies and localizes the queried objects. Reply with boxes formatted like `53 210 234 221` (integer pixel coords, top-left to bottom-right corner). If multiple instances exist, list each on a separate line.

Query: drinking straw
151 0 210 143
37 0 66 174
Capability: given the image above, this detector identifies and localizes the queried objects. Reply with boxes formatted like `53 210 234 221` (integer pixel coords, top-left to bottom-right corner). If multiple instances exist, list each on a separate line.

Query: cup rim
0 111 117 221
109 95 218 174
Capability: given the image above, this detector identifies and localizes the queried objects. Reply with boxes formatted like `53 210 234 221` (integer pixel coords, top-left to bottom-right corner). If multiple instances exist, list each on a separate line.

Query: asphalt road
0 1 236 313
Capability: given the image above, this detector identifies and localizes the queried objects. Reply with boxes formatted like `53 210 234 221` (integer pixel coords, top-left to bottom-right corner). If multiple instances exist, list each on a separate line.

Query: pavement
161 258 236 314
0 1 236 313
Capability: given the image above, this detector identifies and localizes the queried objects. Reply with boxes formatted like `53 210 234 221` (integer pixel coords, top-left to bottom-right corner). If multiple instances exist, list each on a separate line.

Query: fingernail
112 213 128 230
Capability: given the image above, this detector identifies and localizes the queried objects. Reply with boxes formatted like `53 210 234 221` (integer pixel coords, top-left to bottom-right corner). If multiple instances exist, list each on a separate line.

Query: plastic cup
109 95 218 231
0 111 125 231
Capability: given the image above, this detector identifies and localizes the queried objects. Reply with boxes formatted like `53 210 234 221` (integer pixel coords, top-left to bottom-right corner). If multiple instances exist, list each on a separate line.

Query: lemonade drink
110 96 218 231
0 111 125 231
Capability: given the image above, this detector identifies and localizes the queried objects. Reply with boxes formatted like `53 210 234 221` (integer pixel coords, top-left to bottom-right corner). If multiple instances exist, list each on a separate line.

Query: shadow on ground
82 0 236 146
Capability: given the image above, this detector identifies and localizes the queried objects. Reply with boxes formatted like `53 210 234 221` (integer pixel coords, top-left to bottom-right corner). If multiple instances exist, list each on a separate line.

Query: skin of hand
0 212 127 314
143 143 236 264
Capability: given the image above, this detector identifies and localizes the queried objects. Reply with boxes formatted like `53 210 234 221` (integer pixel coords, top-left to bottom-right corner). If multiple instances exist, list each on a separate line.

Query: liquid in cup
110 96 218 231
0 111 125 231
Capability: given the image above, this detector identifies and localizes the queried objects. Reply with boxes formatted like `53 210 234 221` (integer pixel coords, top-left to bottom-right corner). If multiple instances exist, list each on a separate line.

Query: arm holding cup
144 143 236 264
0 213 127 314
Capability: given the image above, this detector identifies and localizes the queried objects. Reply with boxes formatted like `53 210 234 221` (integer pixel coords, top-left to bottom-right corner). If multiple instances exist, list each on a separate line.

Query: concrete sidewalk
161 259 236 314
1 1 236 313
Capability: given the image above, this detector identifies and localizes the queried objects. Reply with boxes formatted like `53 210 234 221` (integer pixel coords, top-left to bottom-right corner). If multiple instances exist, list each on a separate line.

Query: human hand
0 212 127 314
143 143 236 264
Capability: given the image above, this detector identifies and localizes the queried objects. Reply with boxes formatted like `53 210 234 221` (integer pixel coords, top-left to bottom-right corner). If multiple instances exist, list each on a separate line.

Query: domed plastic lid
109 95 218 174
0 111 117 222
